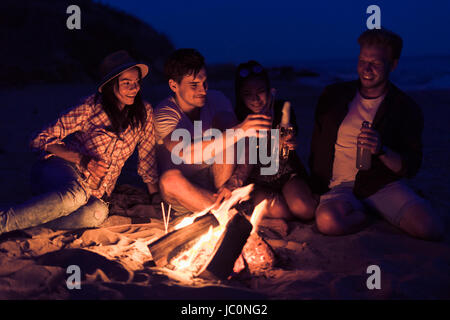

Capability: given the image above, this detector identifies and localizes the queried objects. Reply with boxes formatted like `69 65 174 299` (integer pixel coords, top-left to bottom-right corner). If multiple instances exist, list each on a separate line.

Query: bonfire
148 184 275 280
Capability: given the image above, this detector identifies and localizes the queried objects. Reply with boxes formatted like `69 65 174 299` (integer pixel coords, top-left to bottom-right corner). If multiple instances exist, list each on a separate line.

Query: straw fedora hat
98 50 149 93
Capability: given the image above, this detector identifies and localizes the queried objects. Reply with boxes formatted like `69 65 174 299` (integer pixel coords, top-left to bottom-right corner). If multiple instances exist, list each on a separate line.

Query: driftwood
196 212 253 280
148 213 219 267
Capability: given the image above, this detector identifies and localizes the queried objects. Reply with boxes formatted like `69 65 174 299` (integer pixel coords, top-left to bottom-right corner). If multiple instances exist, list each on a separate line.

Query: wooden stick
161 202 166 226
161 202 168 234
166 204 171 232
196 212 252 280
148 213 220 267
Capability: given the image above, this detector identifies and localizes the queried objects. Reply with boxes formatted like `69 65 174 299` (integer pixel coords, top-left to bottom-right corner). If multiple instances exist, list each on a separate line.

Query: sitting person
0 50 158 235
154 49 272 214
309 28 444 240
223 60 317 220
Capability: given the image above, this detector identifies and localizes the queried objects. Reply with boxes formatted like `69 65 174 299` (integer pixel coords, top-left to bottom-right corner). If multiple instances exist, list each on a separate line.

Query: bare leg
398 202 444 241
315 200 367 235
253 188 292 219
282 176 317 221
159 169 216 213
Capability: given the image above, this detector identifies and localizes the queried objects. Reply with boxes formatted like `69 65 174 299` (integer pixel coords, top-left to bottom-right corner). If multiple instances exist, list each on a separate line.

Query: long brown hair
95 69 147 134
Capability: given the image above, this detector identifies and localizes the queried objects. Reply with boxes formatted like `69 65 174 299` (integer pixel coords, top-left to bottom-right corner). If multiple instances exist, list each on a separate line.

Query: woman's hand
279 126 297 151
280 134 297 151
83 158 109 189
46 144 110 189
87 159 109 178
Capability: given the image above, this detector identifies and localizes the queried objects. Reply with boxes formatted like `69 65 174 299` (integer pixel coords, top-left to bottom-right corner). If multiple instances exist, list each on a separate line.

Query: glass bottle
279 101 294 160
356 121 372 170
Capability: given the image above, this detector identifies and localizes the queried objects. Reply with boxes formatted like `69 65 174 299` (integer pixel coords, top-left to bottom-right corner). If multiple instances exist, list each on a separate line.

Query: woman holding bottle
224 60 317 220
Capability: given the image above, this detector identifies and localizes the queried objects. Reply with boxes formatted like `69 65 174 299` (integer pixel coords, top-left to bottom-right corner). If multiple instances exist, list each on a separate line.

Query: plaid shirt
30 94 158 199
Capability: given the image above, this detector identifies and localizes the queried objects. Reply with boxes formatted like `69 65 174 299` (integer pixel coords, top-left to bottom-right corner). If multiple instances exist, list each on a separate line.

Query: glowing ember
170 225 225 273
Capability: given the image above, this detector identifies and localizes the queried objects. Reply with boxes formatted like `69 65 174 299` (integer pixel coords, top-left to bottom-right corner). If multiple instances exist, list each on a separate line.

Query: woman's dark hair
234 60 270 122
95 68 147 134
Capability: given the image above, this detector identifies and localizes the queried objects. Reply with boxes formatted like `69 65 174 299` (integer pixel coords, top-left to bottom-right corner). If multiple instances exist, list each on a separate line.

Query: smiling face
169 67 208 112
357 45 398 97
240 77 269 114
113 68 141 109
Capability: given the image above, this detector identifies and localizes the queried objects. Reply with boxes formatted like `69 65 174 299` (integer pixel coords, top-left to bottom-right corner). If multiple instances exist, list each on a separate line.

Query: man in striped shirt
154 49 272 214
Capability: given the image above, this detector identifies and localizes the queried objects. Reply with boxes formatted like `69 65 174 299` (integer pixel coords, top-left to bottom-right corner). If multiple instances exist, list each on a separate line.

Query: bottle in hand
356 121 372 170
279 101 294 160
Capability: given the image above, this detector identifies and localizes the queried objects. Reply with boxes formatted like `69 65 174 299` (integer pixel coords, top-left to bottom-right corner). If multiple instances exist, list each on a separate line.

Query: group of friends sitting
0 28 444 242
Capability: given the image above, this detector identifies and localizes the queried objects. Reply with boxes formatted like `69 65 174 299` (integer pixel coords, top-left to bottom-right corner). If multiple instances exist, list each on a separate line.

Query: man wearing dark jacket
309 28 443 240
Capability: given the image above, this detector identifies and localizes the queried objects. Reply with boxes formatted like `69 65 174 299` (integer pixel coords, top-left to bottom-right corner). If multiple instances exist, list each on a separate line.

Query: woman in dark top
225 60 317 220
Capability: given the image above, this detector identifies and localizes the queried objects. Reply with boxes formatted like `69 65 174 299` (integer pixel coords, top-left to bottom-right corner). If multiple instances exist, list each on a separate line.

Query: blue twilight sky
99 0 450 65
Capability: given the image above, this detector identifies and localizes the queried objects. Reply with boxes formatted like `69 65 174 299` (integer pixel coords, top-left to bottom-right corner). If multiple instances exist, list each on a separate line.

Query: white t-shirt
329 91 385 188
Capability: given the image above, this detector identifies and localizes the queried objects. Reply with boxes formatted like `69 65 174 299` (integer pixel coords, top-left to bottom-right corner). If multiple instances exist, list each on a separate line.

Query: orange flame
170 184 265 273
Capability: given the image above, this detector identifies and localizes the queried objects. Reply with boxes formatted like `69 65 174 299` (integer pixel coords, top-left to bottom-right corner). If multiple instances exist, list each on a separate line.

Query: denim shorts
318 180 428 227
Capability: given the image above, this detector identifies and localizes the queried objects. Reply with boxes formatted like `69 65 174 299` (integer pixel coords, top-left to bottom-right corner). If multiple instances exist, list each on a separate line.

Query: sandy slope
0 83 449 299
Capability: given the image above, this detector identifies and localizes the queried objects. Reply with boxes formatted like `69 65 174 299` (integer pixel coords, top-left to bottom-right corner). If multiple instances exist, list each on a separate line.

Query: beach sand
0 82 449 299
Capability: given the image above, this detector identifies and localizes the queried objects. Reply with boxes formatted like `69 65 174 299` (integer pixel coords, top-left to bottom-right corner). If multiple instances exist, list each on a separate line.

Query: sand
0 83 449 299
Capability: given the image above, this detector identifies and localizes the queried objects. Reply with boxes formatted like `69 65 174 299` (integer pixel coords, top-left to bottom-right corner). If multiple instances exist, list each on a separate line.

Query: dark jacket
308 80 424 198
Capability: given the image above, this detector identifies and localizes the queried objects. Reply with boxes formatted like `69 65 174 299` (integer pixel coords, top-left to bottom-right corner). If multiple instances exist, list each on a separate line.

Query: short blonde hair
358 28 403 61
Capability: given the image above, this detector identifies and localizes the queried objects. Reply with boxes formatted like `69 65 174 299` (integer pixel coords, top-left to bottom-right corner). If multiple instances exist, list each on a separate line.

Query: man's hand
236 114 272 137
358 127 404 173
357 127 382 154
213 186 232 209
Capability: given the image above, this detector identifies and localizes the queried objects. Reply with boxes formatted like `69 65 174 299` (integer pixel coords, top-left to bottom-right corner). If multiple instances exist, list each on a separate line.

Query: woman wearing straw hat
0 50 158 235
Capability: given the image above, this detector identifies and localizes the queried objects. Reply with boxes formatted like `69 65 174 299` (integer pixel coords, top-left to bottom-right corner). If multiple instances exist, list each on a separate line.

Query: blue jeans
0 157 109 234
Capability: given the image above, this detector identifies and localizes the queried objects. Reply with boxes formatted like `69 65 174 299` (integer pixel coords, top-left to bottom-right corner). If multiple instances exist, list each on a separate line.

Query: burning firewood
196 212 253 280
148 185 273 280
241 233 276 275
232 233 277 276
147 213 219 267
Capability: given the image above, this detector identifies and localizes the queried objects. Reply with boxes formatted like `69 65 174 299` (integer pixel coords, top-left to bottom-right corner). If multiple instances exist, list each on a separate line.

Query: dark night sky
99 0 450 65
